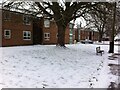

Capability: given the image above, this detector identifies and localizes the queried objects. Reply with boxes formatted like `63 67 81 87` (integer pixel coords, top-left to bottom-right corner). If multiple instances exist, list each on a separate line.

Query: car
81 39 93 44
115 39 120 42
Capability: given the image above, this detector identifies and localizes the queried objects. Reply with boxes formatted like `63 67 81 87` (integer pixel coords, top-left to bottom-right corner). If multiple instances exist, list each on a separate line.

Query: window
44 33 50 41
44 19 50 28
23 31 31 40
4 12 11 20
23 15 31 25
4 30 11 39
56 33 58 38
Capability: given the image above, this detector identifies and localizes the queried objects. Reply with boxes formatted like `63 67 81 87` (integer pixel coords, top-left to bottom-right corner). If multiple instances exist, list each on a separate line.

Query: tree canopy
2 0 119 48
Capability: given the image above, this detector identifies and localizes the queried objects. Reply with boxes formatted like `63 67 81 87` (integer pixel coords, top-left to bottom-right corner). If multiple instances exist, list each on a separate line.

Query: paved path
108 53 120 89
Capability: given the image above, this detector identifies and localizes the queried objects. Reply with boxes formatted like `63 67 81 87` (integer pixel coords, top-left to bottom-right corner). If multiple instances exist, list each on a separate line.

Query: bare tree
2 0 100 47
84 2 112 42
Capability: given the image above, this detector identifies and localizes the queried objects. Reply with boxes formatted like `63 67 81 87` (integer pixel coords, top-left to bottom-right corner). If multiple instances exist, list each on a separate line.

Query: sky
0 0 86 28
0 0 2 8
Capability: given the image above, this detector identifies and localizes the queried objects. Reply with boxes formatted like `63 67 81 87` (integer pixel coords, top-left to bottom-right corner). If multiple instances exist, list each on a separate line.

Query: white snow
94 41 120 45
0 43 119 88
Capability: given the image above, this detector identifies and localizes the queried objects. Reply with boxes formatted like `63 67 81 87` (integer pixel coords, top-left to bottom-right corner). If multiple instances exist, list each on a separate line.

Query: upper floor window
44 33 50 41
23 15 31 25
44 19 50 28
4 12 11 20
4 30 11 39
23 31 31 40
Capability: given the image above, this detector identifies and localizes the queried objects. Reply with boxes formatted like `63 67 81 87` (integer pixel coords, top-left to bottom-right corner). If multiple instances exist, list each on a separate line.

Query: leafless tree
84 2 113 42
2 0 100 47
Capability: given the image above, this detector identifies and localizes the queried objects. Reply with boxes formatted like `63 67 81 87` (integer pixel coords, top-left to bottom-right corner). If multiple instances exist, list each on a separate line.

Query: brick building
73 28 99 42
39 18 69 45
0 9 69 47
1 9 33 46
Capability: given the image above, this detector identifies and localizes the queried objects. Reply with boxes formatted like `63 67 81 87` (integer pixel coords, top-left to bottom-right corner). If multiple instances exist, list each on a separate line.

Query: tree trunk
108 41 114 53
108 2 116 53
57 25 66 47
98 33 103 42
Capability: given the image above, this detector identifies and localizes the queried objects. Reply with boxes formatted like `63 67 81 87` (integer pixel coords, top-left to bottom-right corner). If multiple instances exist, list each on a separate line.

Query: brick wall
0 9 2 46
1 10 70 46
74 28 99 41
2 10 33 46
80 30 99 41
42 19 69 45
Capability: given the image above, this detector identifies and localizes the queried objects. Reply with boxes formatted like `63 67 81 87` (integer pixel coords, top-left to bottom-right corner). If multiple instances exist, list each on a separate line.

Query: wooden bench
96 46 104 56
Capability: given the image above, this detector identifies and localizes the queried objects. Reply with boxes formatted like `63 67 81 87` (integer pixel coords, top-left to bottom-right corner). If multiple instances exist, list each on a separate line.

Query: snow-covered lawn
0 44 119 88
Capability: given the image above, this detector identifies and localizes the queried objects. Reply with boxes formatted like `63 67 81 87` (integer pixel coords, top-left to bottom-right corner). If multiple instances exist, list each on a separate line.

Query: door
33 23 43 44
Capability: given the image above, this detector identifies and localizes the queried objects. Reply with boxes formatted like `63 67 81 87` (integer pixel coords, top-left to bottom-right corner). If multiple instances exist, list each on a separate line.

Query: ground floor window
4 30 11 39
44 33 50 41
23 31 31 40
56 33 58 38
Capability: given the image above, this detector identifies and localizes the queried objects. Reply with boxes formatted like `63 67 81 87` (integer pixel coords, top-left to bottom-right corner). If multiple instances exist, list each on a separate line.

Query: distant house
0 9 69 47
73 28 99 43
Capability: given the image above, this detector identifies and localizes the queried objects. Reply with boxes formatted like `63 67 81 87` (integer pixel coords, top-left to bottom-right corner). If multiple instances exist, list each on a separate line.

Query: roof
1 7 43 18
78 28 99 32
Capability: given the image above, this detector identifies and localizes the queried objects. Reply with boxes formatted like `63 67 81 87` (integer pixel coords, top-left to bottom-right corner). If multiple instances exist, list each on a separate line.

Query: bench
96 46 104 56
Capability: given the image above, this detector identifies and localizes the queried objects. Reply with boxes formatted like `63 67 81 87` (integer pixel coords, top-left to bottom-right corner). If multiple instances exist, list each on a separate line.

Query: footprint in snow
18 75 22 77
42 57 46 59
60 77 64 79
26 62 29 64
13 66 16 68
42 83 49 87
90 83 93 88
38 76 40 77
97 68 101 70
24 66 27 68
9 72 12 75
0 62 4 65
5 60 8 62
51 63 54 65
0 83 5 85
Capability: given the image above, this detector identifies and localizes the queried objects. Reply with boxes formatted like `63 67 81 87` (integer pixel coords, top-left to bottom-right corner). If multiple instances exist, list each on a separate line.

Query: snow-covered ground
0 43 119 88
94 41 120 45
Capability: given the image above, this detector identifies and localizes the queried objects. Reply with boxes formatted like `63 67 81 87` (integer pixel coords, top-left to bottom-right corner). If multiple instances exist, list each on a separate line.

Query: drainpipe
0 9 2 47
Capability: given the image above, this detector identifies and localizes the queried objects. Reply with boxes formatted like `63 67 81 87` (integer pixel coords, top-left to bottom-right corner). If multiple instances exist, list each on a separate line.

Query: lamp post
77 21 81 42
69 23 74 44
0 9 2 47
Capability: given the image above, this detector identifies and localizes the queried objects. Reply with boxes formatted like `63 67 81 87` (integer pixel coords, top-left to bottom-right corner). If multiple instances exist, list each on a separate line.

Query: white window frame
56 33 58 38
23 15 31 25
44 33 50 41
44 19 50 28
4 30 11 39
23 31 31 40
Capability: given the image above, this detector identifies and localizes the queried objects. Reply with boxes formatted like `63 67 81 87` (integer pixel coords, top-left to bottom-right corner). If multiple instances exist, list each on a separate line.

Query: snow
94 41 120 45
0 43 119 88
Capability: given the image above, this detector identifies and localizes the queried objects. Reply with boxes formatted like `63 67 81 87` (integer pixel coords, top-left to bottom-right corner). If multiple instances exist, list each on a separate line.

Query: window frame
44 33 50 41
23 15 31 25
44 19 50 28
4 30 11 39
23 31 31 40
56 33 58 38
